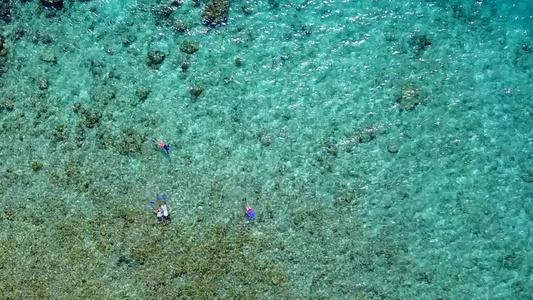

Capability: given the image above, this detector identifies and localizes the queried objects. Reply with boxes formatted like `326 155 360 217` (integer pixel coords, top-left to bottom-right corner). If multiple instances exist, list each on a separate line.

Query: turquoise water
0 0 532 298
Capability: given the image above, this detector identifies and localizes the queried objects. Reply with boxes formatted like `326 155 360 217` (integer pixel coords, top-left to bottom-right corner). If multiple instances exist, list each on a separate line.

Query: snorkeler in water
151 137 170 154
151 194 171 224
244 199 255 224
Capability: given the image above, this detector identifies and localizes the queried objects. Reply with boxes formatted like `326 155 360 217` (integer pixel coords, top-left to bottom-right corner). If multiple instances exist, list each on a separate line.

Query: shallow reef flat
0 0 532 299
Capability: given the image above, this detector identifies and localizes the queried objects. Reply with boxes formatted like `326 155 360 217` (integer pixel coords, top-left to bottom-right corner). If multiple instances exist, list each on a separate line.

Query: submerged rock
241 4 253 15
357 126 378 143
40 50 57 64
14 27 25 41
38 77 49 90
190 85 203 99
0 36 6 76
121 33 136 46
91 87 116 105
137 89 150 102
82 108 102 128
260 134 273 147
72 102 81 113
40 0 64 9
387 139 400 153
0 1 11 23
54 124 68 141
147 50 165 69
31 31 53 44
179 59 189 71
521 168 533 183
514 43 533 70
180 40 199 54
409 33 431 55
152 4 176 19
172 19 190 33
202 0 230 27
0 98 14 112
170 0 182 7
117 127 143 155
396 85 423 110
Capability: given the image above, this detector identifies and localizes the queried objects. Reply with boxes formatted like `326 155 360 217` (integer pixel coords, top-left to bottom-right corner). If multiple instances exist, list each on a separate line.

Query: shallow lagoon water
0 0 532 299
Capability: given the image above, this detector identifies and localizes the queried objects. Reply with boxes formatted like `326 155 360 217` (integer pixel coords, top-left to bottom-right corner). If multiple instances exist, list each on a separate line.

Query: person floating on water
151 194 171 224
244 199 255 224
151 137 170 154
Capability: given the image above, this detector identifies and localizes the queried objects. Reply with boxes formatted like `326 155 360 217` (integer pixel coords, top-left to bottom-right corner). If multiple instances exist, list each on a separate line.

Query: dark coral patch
202 0 230 27
0 0 11 22
40 0 64 10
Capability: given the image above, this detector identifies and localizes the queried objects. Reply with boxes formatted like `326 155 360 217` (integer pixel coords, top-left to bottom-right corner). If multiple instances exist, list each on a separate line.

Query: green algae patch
132 224 291 299
31 160 41 171
0 200 290 299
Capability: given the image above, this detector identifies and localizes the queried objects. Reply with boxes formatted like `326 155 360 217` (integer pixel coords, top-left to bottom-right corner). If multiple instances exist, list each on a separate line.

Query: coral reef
514 43 532 70
92 86 116 105
0 35 7 77
396 85 423 110
357 126 379 143
121 33 136 47
0 98 14 112
387 138 400 153
0 0 11 23
0 199 290 299
40 50 57 64
38 77 48 90
147 50 165 69
202 0 230 27
72 102 81 113
132 224 290 298
116 127 143 155
180 40 199 54
151 4 176 19
172 19 189 33
179 59 189 71
81 107 102 128
136 89 150 102
53 124 68 142
40 0 64 10
409 33 431 56
242 4 253 15
190 85 203 99
31 161 41 171
260 133 273 146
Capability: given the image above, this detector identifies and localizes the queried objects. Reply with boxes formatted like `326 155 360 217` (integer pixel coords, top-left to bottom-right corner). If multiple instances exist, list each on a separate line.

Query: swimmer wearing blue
244 201 255 222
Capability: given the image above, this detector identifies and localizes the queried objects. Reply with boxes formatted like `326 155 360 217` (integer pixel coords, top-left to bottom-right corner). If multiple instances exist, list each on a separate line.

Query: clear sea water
0 0 532 299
